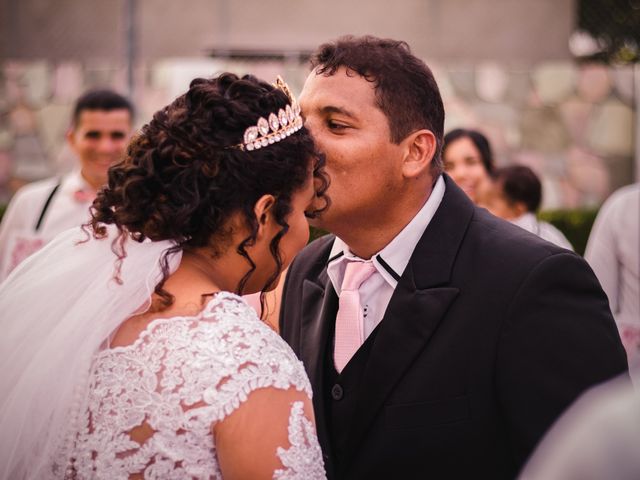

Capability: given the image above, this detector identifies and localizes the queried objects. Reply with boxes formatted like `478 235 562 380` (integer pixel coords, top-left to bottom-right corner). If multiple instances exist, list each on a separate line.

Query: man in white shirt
0 89 134 280
279 35 627 480
585 183 640 373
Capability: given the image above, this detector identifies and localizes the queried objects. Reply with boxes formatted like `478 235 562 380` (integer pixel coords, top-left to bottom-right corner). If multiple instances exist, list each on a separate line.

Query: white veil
0 226 182 479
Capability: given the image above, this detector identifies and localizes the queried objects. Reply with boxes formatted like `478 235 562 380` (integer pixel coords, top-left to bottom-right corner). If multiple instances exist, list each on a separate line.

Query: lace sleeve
214 387 326 479
194 293 313 414
203 294 325 478
274 401 326 479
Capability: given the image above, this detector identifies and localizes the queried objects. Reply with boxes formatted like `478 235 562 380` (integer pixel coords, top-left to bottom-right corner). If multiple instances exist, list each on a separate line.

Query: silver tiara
234 76 304 151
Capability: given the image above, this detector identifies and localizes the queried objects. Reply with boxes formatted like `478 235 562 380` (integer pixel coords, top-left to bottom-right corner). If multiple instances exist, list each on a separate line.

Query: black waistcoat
323 323 379 474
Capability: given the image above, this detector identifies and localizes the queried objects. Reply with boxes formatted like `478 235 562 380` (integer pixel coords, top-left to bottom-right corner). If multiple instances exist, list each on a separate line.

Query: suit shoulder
468 208 575 269
469 208 570 257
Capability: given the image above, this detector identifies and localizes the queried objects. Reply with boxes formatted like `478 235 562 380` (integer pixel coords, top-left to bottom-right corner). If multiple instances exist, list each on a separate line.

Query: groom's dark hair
310 35 445 174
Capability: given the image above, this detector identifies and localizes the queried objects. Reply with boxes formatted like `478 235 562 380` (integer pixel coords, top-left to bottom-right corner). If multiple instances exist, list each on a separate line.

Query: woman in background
442 128 495 204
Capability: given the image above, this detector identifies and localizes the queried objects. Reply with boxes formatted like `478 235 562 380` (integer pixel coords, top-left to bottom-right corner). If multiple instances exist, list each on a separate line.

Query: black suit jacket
280 176 628 479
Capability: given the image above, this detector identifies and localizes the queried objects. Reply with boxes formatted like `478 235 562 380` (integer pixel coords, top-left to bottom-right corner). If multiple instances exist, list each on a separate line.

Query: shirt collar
510 212 537 231
60 169 95 196
327 175 446 291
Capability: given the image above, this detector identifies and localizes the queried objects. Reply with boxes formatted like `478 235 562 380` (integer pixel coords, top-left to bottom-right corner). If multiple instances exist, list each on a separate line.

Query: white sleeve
585 196 621 313
0 190 31 280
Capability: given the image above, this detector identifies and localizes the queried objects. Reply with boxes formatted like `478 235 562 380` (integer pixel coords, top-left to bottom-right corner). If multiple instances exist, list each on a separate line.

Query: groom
279 35 628 479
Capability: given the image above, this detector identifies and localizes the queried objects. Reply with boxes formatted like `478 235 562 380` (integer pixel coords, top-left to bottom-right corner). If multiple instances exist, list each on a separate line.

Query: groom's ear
401 129 437 179
253 194 276 230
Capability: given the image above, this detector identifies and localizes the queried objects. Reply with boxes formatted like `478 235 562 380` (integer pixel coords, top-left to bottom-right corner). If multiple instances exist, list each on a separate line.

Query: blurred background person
0 89 134 281
442 128 495 204
585 183 640 372
519 375 639 480
483 165 573 250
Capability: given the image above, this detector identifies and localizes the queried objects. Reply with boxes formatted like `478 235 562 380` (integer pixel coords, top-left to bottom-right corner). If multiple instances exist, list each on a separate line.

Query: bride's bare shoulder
109 286 219 348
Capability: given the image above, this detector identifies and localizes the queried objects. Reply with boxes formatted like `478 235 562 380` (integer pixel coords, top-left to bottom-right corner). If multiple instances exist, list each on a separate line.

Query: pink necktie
334 260 377 373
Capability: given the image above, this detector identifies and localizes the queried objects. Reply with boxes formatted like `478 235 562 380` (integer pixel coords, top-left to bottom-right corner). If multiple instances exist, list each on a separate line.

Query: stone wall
436 61 636 209
0 57 636 209
1 0 574 63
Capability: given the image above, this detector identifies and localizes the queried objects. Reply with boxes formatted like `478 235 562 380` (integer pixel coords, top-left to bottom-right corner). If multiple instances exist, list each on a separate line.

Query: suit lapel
300 264 338 468
342 278 459 464
341 175 474 467
300 272 337 394
297 234 338 392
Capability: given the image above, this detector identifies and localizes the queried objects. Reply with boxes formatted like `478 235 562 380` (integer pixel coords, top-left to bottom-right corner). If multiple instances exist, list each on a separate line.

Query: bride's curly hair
88 73 329 309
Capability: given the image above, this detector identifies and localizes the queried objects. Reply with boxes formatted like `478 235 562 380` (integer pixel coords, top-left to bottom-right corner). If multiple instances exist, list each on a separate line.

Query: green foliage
539 208 599 256
0 204 6 222
309 225 329 243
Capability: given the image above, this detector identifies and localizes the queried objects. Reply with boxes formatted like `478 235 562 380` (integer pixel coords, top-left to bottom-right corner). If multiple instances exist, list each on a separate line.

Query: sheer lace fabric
66 292 325 479
274 402 327 480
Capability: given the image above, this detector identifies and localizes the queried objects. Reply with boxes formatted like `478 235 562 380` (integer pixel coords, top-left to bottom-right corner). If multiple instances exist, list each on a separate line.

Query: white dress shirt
510 212 574 251
327 175 446 339
585 184 640 377
0 170 95 280
585 183 639 329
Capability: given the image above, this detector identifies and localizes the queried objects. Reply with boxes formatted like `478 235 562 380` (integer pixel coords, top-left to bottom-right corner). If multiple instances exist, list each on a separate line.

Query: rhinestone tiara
234 76 304 151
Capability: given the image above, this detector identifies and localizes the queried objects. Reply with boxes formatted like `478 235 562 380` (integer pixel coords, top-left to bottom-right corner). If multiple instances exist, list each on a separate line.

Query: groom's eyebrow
320 105 357 119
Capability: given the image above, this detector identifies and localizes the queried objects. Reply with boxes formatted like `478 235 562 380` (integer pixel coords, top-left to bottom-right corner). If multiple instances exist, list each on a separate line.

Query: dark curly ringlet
88 72 329 312
311 35 445 175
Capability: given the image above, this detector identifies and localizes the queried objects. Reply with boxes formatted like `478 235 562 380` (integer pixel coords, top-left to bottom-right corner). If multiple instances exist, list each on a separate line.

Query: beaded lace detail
274 401 327 479
66 292 324 479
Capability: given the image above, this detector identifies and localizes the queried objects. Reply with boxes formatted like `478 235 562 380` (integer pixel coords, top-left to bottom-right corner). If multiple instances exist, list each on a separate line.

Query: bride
0 73 329 479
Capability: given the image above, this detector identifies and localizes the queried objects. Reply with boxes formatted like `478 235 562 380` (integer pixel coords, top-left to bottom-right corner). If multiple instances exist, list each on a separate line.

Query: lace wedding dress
61 292 325 479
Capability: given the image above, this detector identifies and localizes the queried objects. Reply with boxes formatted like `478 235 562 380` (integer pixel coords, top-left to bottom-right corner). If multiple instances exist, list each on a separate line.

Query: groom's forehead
299 68 377 113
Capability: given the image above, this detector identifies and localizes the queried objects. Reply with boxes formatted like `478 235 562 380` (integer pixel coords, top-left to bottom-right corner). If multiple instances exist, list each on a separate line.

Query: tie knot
74 189 95 203
341 261 376 292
